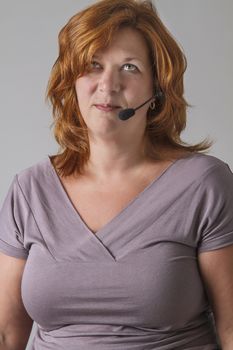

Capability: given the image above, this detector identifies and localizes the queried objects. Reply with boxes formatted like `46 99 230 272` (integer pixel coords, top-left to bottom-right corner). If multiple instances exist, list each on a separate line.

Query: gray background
0 1 232 348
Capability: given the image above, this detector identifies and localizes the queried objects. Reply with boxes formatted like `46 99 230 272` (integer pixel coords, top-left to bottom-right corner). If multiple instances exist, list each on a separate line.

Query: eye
122 63 138 72
90 61 102 70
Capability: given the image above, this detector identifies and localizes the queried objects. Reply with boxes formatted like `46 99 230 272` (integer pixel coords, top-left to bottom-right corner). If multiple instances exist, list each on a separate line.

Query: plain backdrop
0 0 232 348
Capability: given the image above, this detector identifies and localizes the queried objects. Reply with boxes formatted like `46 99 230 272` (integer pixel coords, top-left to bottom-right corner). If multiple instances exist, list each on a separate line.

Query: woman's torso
8 150 226 349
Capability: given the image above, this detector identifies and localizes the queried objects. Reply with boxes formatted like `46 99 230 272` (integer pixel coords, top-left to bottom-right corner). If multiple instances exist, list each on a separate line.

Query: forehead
94 27 151 62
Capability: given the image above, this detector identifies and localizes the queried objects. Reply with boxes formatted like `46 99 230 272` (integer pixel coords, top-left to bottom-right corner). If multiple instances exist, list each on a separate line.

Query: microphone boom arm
118 95 154 121
134 96 154 111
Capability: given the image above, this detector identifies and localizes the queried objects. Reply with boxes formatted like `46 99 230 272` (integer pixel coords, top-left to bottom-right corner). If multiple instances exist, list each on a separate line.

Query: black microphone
118 96 155 121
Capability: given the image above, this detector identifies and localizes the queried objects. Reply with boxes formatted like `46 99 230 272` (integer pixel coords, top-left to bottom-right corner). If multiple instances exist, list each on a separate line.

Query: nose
98 69 121 94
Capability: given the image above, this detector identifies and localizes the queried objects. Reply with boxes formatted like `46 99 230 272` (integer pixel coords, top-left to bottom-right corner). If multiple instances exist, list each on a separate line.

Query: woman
0 0 233 349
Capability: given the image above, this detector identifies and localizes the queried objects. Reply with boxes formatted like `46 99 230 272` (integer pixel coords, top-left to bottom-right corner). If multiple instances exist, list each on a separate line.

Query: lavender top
0 152 233 350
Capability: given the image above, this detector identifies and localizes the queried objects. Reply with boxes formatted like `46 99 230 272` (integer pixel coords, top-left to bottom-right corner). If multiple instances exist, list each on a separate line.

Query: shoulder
166 152 233 199
180 154 233 212
177 152 232 182
15 156 52 194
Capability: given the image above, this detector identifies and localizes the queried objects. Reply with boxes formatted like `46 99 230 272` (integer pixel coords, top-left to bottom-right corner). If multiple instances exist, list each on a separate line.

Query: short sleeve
198 162 233 253
0 175 29 259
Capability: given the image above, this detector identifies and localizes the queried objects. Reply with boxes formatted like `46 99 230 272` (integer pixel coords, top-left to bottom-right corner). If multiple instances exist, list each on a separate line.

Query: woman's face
75 27 154 137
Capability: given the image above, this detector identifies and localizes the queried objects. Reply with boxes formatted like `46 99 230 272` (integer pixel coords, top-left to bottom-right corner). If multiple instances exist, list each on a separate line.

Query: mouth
94 104 121 112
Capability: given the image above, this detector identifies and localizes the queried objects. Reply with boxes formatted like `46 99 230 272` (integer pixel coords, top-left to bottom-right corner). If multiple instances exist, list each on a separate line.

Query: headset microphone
118 96 155 121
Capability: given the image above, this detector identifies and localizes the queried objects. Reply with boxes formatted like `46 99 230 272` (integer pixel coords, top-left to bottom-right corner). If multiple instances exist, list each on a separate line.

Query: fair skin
198 246 233 349
0 253 33 349
70 26 178 233
75 26 165 182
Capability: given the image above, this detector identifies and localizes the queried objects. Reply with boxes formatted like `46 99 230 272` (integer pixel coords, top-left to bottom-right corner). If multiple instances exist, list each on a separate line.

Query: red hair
45 0 213 177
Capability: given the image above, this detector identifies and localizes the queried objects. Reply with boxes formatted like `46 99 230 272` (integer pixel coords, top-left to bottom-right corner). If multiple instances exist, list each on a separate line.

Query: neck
84 136 148 181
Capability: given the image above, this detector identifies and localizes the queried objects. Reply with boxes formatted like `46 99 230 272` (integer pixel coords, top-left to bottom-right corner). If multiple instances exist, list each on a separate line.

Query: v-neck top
0 152 233 349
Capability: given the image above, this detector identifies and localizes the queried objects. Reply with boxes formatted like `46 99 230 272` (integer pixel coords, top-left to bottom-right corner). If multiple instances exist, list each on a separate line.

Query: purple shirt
0 152 233 349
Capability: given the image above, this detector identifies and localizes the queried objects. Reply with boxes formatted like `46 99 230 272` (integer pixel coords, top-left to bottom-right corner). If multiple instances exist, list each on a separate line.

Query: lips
94 104 120 112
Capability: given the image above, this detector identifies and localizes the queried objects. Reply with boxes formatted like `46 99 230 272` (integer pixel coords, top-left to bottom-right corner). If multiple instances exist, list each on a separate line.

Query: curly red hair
45 0 212 177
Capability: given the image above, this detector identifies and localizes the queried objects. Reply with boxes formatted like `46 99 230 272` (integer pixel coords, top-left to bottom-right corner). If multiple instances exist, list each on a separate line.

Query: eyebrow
122 57 143 62
93 55 143 63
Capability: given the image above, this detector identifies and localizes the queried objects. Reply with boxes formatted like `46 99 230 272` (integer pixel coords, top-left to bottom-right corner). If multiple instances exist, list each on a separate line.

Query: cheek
75 78 95 104
75 79 97 122
130 74 153 94
144 74 154 94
